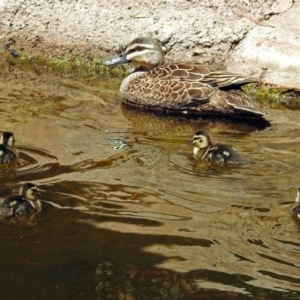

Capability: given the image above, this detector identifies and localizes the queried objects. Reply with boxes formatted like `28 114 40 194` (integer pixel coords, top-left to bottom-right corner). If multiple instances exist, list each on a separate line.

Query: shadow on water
1 62 300 299
1 179 300 300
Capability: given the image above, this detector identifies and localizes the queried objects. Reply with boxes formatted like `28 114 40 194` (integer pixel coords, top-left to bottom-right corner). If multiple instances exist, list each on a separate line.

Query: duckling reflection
192 130 250 164
0 183 41 218
291 188 300 218
0 132 17 163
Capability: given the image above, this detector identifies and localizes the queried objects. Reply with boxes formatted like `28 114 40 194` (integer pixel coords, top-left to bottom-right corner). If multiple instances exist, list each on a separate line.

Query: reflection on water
1 62 300 299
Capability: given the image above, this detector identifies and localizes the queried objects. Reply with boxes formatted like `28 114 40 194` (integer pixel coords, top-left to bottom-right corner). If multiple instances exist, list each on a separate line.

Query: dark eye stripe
128 46 144 54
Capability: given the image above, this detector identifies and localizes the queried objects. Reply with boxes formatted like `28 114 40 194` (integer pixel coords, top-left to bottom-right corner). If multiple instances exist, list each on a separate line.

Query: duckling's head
102 37 164 70
19 183 40 201
0 132 15 147
192 131 212 149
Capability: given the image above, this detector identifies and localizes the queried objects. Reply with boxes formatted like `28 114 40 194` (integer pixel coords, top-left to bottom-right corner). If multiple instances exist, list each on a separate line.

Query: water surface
1 62 300 299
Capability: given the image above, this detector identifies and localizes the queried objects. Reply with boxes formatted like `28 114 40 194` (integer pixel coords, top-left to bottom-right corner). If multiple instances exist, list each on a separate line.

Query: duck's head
192 131 212 149
0 132 15 147
19 183 40 201
102 37 165 70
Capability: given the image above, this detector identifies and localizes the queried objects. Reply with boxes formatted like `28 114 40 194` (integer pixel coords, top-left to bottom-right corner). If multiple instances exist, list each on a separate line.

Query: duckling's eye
135 46 144 51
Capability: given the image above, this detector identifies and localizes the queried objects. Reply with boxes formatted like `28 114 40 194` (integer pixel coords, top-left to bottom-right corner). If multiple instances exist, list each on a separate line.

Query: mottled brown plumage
102 37 269 118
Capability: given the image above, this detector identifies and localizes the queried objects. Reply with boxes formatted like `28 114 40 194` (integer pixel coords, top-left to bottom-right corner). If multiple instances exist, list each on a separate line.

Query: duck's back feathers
149 63 257 88
207 144 250 165
1 195 36 217
124 67 267 117
210 90 268 117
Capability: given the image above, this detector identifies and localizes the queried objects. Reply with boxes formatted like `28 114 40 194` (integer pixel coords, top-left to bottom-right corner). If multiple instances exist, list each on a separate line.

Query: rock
227 1 299 89
0 0 298 88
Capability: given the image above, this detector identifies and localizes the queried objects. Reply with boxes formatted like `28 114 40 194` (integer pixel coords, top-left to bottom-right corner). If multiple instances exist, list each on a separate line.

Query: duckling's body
0 183 41 218
102 37 269 119
0 132 17 163
291 188 300 218
192 130 249 164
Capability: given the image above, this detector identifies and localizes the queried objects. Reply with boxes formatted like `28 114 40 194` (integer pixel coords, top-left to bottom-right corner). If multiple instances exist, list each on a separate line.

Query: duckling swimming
291 188 300 218
0 132 17 163
192 130 250 164
0 183 41 218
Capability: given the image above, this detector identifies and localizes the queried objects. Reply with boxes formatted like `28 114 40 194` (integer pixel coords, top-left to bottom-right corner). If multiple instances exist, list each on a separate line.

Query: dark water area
1 60 300 300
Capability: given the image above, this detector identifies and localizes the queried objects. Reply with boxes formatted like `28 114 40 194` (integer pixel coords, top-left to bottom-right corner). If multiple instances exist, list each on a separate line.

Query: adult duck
102 37 269 119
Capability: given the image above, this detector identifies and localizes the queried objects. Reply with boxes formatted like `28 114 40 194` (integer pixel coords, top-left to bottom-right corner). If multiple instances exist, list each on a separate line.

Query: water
1 62 300 300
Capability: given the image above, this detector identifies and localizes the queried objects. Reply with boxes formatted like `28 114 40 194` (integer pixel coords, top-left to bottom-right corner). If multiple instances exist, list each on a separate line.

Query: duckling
192 130 250 164
0 183 41 218
0 132 17 163
291 188 300 218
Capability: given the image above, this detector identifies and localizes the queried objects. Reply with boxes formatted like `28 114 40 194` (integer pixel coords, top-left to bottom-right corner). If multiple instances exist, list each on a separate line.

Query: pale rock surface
0 0 298 88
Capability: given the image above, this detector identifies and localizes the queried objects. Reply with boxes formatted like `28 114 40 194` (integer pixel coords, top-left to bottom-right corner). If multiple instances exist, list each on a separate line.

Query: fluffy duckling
291 188 300 218
0 132 17 163
192 130 250 164
0 183 41 218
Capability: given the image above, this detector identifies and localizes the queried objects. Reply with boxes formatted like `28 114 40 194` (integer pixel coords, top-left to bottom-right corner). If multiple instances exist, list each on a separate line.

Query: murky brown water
1 61 300 300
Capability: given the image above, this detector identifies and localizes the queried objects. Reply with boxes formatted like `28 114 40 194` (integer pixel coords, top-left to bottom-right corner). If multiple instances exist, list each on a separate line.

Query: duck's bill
102 51 130 66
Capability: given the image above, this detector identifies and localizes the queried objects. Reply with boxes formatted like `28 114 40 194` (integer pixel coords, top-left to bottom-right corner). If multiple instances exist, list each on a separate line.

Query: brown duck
102 37 269 118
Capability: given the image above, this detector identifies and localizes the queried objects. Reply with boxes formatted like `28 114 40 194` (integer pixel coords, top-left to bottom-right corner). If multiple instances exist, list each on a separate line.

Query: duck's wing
150 64 257 88
210 90 269 116
126 76 215 107
129 74 267 117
